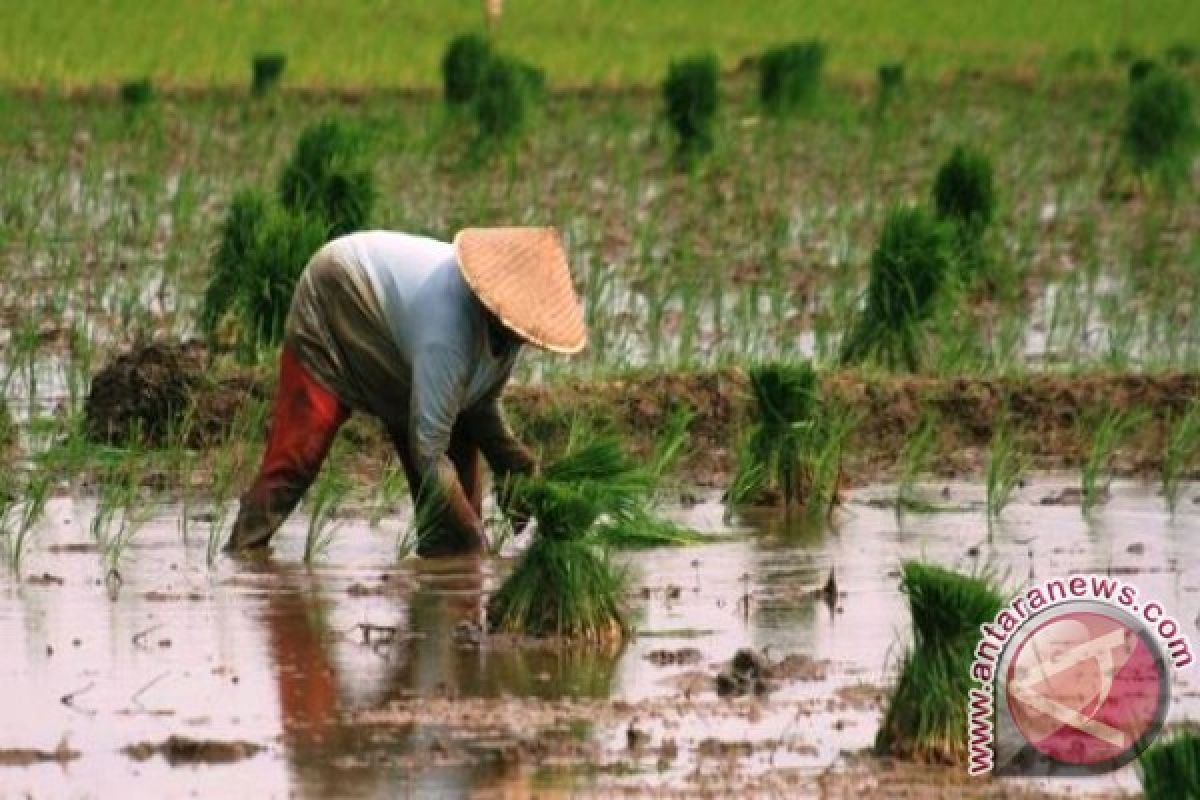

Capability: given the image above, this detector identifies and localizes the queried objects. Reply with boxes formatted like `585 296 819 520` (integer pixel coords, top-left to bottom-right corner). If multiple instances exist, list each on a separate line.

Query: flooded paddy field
1 476 1196 798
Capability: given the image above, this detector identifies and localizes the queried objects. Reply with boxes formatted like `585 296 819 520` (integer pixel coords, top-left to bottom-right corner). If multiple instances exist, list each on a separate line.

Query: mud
83 339 261 448
0 476 1193 796
78 341 1200 489
122 736 264 765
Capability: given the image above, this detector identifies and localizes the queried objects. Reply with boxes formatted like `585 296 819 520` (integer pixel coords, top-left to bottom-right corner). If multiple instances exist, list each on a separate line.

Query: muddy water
0 477 1196 797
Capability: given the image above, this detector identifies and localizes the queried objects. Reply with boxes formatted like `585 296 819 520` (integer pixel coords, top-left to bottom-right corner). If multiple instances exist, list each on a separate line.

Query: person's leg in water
387 419 484 557
226 347 350 552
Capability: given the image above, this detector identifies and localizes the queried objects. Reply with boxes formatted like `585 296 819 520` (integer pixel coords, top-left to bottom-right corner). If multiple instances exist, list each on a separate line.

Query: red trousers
228 347 482 552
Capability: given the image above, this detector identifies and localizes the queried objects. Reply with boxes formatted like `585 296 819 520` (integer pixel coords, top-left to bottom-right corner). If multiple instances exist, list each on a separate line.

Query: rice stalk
1080 408 1148 513
1162 401 1200 513
986 411 1026 520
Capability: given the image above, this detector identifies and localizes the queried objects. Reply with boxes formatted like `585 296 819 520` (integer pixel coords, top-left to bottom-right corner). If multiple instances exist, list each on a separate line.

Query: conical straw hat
454 227 587 354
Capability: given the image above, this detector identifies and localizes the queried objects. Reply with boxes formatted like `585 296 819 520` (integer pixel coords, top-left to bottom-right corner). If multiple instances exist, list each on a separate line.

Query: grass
1123 67 1197 184
1138 729 1200 799
876 561 1006 764
1 2 1197 88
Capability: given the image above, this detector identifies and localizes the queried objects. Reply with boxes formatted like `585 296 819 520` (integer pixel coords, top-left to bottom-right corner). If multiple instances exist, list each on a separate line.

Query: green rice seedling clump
1138 730 1200 800
840 206 954 371
252 52 287 95
877 62 905 110
201 188 270 333
1128 58 1160 83
278 119 375 236
876 561 1006 764
472 55 530 150
119 78 154 108
237 206 329 347
1165 42 1197 67
488 431 699 640
1123 69 1197 182
759 40 825 116
488 534 627 640
933 146 996 237
442 32 493 107
663 53 720 158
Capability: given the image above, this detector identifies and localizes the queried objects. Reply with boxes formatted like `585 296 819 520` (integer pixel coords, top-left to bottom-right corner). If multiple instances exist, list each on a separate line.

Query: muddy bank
81 342 1200 486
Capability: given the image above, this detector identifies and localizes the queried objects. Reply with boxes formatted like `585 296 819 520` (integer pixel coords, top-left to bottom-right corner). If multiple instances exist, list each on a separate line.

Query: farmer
225 227 587 557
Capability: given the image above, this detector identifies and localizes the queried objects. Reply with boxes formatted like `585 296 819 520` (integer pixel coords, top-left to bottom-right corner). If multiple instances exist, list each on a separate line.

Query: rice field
0 8 1198 798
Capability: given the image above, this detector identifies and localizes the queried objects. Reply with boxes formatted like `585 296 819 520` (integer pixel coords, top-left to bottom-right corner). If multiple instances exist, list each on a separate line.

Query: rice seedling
442 33 493 108
876 561 1006 764
251 52 286 96
840 206 954 371
876 62 905 113
1080 408 1148 513
759 40 825 116
1162 401 1200 513
729 362 846 519
206 446 239 567
236 205 329 349
897 412 938 512
1128 58 1160 83
487 428 696 640
471 55 530 153
986 411 1026 521
303 466 352 563
278 119 375 236
1165 42 1198 67
369 462 408 528
119 78 154 109
201 187 270 334
0 471 52 575
932 146 995 281
91 463 150 581
663 53 719 160
1123 68 1197 185
1138 729 1200 799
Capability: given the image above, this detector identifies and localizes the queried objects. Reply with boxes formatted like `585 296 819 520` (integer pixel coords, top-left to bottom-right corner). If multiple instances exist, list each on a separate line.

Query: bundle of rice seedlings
237 206 329 347
663 53 720 159
201 188 270 334
120 78 154 109
932 146 996 283
876 561 1006 764
730 362 830 513
1129 58 1160 84
933 146 995 239
759 40 825 116
839 206 953 371
1139 730 1200 799
252 52 287 95
442 33 493 107
278 119 376 236
472 55 530 151
1124 68 1197 184
487 429 700 640
876 62 905 111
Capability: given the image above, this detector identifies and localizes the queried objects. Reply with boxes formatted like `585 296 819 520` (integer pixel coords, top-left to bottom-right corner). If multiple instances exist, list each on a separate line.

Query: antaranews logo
967 575 1192 777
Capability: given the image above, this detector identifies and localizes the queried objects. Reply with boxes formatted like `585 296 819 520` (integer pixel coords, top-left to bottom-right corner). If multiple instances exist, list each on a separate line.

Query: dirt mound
84 339 258 448
85 340 206 445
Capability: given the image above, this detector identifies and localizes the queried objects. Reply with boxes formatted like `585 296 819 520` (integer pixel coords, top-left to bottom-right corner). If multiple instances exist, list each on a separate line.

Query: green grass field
0 1 1196 90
